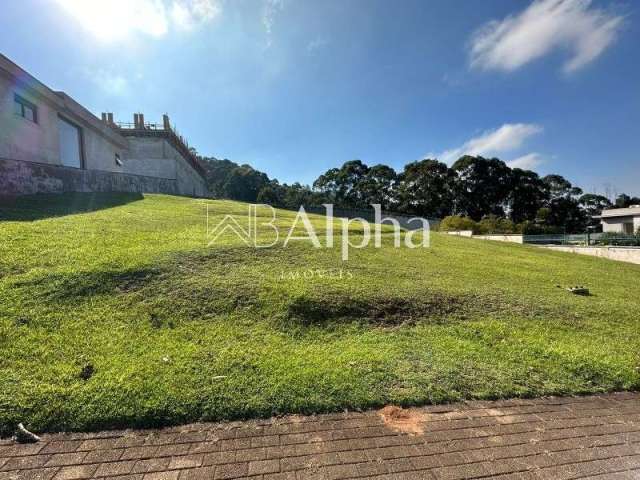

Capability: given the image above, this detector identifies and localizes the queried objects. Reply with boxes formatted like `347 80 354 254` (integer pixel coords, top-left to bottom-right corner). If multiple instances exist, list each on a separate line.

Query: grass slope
1 193 639 434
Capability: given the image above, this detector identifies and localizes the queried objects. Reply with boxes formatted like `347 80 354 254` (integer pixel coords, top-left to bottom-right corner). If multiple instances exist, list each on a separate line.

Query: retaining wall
0 157 179 196
542 246 640 265
444 231 523 243
445 230 474 237
473 234 524 244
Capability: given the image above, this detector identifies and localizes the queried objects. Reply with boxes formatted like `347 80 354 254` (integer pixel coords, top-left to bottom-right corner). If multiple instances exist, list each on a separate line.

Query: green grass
1 192 639 435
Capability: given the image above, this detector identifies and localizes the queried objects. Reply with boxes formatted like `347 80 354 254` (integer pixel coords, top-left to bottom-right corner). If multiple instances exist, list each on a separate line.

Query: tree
203 152 603 233
540 175 586 233
257 182 328 209
546 197 587 232
542 174 583 200
451 156 512 220
222 165 270 203
477 215 517 234
507 168 548 223
397 159 455 217
256 181 285 206
198 157 241 197
614 193 640 208
439 215 478 234
579 194 612 229
313 160 370 208
281 182 320 208
358 164 398 210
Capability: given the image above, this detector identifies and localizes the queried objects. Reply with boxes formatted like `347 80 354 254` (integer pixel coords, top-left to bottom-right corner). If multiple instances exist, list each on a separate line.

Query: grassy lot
1 193 639 435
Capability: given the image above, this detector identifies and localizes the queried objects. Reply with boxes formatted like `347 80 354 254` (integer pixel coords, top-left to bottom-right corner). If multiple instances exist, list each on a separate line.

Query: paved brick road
2 392 640 480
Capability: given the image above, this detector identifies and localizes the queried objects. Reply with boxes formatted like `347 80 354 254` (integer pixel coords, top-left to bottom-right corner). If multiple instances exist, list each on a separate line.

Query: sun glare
55 0 169 41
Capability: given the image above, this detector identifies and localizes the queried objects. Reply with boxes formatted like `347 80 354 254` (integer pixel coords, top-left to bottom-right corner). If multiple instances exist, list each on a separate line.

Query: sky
1 0 639 196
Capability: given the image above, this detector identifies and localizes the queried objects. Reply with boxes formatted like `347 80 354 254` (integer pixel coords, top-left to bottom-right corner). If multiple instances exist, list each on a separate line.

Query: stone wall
0 157 178 196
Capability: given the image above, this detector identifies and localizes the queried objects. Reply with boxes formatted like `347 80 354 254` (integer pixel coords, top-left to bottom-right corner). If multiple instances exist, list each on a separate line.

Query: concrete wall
156 138 207 196
0 74 60 165
445 231 524 243
445 230 474 237
601 216 637 233
82 123 128 173
473 234 524 244
123 137 177 179
125 136 208 197
543 245 640 265
54 92 129 173
0 157 178 196
0 61 128 171
175 153 208 197
0 54 208 199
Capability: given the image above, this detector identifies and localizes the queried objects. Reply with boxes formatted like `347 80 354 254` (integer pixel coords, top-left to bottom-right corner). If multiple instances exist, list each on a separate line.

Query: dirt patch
378 405 426 435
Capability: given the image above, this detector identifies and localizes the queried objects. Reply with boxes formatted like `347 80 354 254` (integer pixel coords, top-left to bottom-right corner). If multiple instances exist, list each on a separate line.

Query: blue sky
2 0 639 196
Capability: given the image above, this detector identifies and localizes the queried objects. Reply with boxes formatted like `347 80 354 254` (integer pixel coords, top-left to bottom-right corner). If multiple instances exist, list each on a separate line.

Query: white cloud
262 0 285 49
506 153 545 170
437 123 543 164
171 0 220 31
470 0 624 73
55 0 220 41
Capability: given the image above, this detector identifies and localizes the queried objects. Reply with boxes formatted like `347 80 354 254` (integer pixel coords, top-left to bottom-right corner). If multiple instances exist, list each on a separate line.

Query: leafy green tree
451 156 512 220
256 181 286 206
540 175 586 232
313 160 371 208
477 215 517 234
281 182 320 208
358 164 398 210
222 165 270 203
542 174 583 200
397 159 455 217
258 182 328 209
198 157 241 197
507 168 548 223
439 215 478 233
614 193 640 208
203 152 603 234
579 193 612 228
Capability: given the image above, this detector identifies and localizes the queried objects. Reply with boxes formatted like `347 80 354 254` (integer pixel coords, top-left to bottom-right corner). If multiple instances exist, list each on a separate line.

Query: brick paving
2 392 640 480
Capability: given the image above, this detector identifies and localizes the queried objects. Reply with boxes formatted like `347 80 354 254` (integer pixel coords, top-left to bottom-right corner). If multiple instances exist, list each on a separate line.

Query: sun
55 0 169 41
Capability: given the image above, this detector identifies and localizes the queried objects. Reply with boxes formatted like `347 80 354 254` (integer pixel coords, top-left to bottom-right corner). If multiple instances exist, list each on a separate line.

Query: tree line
198 155 639 234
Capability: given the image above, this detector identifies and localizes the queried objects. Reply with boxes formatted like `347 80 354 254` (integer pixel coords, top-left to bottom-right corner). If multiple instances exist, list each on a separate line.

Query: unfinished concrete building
0 54 209 197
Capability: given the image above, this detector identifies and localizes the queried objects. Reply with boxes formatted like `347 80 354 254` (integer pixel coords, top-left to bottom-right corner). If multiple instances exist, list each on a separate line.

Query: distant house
597 206 640 234
0 53 208 197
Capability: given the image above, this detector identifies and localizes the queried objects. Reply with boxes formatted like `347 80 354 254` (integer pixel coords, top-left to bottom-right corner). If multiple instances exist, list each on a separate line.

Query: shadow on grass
285 291 470 326
0 192 144 221
14 267 161 301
